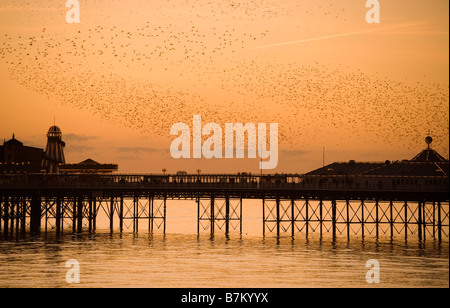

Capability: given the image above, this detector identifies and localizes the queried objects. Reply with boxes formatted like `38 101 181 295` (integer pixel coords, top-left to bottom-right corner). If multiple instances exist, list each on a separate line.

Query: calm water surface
0 200 448 288
1 233 448 288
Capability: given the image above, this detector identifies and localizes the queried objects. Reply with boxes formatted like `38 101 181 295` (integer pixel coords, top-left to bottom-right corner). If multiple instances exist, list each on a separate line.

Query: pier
0 173 448 241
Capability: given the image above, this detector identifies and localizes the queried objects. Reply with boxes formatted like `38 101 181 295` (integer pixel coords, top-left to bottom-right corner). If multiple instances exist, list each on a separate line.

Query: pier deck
1 173 448 241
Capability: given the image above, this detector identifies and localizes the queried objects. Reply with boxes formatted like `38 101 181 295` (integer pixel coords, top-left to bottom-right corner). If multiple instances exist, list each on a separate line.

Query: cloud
65 144 94 153
116 147 163 153
280 149 310 158
64 133 99 142
18 138 43 149
115 147 167 160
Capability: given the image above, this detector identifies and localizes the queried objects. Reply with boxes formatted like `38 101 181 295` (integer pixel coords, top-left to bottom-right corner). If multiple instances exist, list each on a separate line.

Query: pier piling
0 174 448 241
30 195 41 235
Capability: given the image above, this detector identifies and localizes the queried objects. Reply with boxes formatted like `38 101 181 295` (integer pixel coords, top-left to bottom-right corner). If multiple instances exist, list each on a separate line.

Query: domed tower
41 126 66 173
410 134 446 162
425 135 433 149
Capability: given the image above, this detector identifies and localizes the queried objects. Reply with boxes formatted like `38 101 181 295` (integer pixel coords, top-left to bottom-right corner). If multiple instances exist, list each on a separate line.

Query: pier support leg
197 197 200 234
163 195 167 234
239 197 242 235
422 201 426 241
89 198 93 233
0 196 3 235
375 200 379 239
305 198 309 237
20 198 26 234
418 201 423 241
110 197 114 233
276 197 280 238
56 196 61 234
60 197 64 233
146 195 167 234
332 199 337 240
14 197 20 234
16 197 20 234
30 195 41 235
93 198 97 232
319 199 323 238
390 201 394 239
432 201 436 239
44 197 48 233
262 198 265 237
346 200 350 240
72 198 77 233
437 201 442 242
404 201 408 241
225 197 230 236
210 196 215 236
77 196 83 233
0 196 2 234
118 196 123 233
361 199 365 240
10 196 15 234
291 198 295 238
133 196 138 233
149 195 153 233
3 196 9 236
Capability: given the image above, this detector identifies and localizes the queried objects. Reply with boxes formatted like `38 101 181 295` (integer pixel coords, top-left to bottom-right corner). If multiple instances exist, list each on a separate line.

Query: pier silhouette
1 128 449 240
0 172 448 241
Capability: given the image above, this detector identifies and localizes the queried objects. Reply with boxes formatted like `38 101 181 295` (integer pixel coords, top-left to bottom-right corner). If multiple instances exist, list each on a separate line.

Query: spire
411 134 446 162
42 125 65 173
425 131 433 150
12 133 15 139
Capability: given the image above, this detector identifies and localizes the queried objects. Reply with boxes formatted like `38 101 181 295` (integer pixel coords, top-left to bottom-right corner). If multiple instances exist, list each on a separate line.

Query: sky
0 0 449 174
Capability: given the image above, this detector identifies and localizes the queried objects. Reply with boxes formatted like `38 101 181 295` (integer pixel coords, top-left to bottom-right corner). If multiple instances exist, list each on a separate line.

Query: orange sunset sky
0 0 449 174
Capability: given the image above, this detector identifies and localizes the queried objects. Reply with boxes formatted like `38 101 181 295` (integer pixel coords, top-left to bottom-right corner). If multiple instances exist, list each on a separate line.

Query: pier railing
0 173 448 193
0 173 448 240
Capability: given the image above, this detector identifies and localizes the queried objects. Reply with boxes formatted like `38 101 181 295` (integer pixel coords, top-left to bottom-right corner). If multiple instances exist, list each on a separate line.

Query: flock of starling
0 0 448 155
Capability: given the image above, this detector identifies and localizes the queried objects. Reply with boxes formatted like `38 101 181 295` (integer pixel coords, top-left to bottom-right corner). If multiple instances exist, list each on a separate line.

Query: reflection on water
1 199 448 288
0 231 448 288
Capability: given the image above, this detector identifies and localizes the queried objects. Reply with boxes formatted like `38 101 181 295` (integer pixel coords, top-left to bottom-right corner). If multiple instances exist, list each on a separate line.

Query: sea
0 199 448 288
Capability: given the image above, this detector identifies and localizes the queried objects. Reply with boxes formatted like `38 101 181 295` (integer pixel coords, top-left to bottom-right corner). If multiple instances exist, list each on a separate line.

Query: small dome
47 125 62 138
48 126 62 133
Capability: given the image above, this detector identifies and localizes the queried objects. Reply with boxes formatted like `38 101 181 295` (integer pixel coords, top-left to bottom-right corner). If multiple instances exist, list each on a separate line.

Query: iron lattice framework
197 196 242 236
0 173 449 241
262 198 449 241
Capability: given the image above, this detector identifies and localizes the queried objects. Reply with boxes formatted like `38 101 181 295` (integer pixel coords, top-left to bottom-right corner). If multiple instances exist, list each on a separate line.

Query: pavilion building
302 135 448 192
